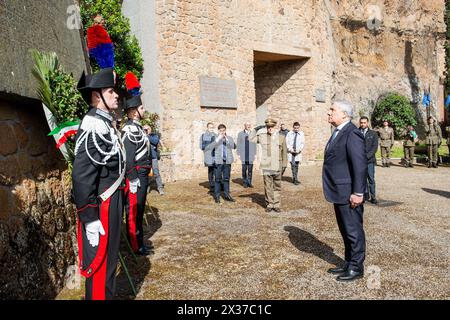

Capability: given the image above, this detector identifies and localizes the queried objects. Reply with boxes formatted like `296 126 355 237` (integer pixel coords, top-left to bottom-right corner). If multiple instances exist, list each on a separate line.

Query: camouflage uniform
378 126 394 167
425 123 442 167
402 128 417 167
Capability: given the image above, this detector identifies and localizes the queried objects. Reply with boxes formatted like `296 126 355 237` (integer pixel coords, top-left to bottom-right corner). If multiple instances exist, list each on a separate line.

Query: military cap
265 118 277 127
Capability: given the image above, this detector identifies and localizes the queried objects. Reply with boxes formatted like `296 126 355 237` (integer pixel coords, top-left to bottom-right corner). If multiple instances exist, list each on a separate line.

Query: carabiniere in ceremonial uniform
72 68 126 300
121 72 152 256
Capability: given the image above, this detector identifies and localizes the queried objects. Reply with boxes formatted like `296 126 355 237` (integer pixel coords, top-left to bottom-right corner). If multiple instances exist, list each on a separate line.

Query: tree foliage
80 0 144 90
372 92 417 138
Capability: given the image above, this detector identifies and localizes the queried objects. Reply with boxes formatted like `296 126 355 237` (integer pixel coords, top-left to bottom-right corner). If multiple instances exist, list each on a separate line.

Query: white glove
85 220 106 247
129 178 140 194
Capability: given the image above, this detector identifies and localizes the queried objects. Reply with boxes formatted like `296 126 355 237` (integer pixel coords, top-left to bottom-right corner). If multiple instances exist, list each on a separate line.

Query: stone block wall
154 0 335 180
0 97 76 299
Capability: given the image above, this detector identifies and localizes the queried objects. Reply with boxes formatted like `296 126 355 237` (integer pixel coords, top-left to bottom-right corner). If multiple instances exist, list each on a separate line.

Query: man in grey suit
323 100 367 282
237 122 257 188
212 124 236 204
200 122 217 195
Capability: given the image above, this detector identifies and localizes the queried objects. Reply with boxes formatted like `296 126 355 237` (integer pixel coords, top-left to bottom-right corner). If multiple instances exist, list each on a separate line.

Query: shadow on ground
422 188 450 199
284 226 344 266
238 193 266 208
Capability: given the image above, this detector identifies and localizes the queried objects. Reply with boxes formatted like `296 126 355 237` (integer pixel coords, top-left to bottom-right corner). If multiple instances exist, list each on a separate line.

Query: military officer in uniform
425 116 442 168
402 125 417 168
122 72 152 255
249 118 287 212
72 68 125 300
378 120 394 167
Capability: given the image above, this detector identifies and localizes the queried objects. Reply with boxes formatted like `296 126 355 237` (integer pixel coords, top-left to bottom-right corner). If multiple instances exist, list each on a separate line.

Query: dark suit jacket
322 122 367 204
363 129 379 164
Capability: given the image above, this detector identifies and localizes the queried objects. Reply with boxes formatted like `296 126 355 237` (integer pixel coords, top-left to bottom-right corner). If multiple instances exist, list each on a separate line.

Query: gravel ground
58 162 450 300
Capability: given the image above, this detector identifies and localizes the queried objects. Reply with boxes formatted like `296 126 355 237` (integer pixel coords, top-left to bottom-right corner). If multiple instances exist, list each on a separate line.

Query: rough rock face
147 0 446 180
330 0 446 123
0 98 77 299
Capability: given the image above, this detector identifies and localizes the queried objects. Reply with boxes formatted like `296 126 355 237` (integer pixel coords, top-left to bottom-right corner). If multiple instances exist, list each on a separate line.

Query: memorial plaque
315 89 326 103
199 76 238 109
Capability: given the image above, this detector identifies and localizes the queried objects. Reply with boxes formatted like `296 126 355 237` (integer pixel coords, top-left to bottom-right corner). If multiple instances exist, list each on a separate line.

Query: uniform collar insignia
95 108 113 122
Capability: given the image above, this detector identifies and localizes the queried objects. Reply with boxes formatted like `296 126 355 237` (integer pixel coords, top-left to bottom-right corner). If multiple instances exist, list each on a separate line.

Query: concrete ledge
253 41 312 59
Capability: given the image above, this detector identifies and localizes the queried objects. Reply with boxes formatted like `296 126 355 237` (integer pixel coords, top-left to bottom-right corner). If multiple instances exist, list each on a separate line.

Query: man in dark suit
212 124 237 204
323 100 367 282
237 122 257 188
359 116 378 204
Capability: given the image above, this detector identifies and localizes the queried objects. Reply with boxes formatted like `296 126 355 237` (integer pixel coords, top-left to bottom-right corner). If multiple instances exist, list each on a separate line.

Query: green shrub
372 92 417 138
80 0 144 90
48 69 89 124
31 50 88 124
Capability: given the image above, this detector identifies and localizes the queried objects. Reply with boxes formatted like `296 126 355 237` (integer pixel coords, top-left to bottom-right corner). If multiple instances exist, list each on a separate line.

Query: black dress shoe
248 184 254 188
265 208 273 212
214 196 221 204
327 266 347 275
273 208 281 213
370 198 378 205
293 180 300 185
223 195 236 202
336 269 364 282
243 184 248 188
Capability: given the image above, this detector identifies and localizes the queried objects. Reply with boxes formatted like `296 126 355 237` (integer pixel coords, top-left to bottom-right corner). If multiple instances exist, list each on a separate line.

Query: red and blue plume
125 72 141 96
87 25 115 69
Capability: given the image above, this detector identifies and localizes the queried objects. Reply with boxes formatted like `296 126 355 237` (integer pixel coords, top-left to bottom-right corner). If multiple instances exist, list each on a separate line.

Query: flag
422 92 430 107
48 120 80 149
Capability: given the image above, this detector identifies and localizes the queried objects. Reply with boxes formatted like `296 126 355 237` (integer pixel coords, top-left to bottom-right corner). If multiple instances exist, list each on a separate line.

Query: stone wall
154 0 335 180
254 58 323 159
126 0 446 181
0 97 76 299
0 0 86 100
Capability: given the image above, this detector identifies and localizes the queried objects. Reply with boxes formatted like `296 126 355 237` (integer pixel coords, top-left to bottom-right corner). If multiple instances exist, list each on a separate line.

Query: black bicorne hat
124 71 143 110
77 68 115 104
124 95 143 110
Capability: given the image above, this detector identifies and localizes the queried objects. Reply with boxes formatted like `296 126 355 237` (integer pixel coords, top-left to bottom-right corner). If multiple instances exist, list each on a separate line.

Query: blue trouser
151 159 164 190
215 164 231 197
242 162 253 186
333 203 366 272
208 165 216 192
366 162 376 200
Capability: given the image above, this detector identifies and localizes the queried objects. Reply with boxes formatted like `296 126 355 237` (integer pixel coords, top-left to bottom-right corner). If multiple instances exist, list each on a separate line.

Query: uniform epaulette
80 115 110 135
122 124 139 133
